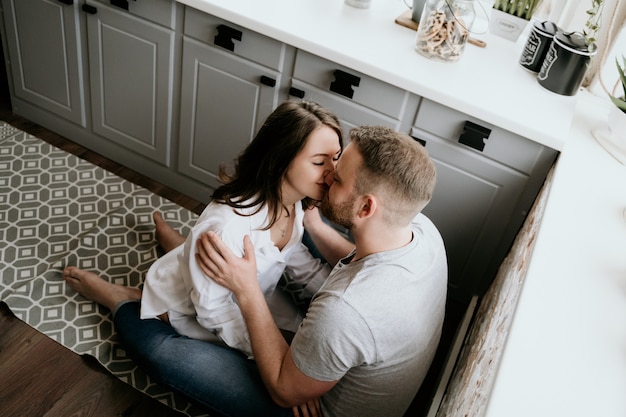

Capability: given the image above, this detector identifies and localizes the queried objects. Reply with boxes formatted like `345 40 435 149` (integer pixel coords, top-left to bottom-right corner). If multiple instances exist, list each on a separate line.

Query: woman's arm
196 232 338 407
303 207 354 267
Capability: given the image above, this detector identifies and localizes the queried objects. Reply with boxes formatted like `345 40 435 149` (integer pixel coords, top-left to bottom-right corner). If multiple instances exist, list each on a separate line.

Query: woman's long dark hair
211 100 343 230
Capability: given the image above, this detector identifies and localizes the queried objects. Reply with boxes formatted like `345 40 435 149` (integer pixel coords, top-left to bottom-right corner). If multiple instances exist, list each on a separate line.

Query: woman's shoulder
195 200 268 232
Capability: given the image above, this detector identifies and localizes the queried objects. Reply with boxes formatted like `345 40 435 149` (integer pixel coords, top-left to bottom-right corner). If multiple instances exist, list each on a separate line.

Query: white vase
489 8 529 41
593 104 626 165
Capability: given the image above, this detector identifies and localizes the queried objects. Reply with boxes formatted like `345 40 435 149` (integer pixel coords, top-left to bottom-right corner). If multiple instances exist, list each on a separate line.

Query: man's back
291 213 447 417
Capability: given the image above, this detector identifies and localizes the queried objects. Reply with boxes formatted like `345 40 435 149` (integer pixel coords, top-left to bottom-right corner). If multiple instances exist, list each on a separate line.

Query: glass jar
415 0 476 62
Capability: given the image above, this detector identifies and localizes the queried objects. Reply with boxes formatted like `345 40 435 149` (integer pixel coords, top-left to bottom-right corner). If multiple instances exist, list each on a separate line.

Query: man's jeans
113 301 293 417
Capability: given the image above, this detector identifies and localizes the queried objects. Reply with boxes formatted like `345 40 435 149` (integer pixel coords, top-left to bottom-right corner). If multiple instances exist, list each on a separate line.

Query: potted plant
608 56 626 113
490 0 542 41
608 57 626 145
583 0 605 48
594 56 626 164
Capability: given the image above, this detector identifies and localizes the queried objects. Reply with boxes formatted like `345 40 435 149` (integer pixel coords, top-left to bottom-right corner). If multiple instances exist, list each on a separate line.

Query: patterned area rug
0 122 209 416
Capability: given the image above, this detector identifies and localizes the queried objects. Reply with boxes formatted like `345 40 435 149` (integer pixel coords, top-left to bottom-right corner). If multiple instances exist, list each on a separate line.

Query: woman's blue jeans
113 301 293 417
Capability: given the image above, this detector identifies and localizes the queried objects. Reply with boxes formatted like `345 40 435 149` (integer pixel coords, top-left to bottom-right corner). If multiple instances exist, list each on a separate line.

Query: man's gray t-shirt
290 213 447 417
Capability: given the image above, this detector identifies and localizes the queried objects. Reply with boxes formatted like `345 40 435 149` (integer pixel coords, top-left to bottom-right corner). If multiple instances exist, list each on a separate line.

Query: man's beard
320 192 357 230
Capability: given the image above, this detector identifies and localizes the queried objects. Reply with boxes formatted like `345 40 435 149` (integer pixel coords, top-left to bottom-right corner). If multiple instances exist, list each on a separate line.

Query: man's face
319 144 361 230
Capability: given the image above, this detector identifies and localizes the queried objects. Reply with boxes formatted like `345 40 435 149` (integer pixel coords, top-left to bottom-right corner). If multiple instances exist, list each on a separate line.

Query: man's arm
303 207 354 267
196 232 338 407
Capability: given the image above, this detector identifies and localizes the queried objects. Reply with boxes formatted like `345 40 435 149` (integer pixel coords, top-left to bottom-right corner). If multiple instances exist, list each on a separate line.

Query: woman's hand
303 206 323 231
292 398 323 417
196 232 258 298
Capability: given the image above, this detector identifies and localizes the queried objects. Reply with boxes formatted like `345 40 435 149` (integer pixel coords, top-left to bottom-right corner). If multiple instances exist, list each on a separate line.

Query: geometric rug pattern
0 122 209 416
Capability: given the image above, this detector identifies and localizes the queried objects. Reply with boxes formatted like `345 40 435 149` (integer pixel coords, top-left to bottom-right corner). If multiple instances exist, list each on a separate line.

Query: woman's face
283 125 341 203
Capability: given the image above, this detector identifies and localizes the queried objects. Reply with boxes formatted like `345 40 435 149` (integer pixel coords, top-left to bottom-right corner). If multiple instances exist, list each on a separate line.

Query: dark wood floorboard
0 302 186 417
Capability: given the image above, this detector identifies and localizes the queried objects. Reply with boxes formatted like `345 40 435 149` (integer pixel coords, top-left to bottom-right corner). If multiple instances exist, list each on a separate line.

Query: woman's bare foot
154 211 186 253
63 266 141 312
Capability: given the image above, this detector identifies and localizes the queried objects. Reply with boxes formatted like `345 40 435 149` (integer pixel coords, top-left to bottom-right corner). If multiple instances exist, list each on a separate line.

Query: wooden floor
0 302 188 417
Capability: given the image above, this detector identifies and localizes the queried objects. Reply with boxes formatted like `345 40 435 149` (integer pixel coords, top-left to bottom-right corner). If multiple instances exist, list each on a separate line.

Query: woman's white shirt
140 201 330 356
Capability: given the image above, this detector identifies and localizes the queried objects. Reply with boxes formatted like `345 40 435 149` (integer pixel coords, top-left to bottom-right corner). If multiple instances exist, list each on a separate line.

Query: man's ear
356 195 377 219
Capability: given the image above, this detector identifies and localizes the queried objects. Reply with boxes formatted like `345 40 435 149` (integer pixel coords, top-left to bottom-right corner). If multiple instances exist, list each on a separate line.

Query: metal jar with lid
415 0 476 62
519 21 560 73
537 30 596 96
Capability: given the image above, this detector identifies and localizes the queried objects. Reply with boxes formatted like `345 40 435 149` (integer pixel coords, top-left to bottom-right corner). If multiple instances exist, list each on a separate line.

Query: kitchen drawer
413 99 548 174
293 50 412 119
184 7 286 71
89 0 177 29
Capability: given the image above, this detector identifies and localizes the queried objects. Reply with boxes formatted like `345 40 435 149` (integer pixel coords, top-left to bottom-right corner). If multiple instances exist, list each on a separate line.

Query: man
197 125 447 417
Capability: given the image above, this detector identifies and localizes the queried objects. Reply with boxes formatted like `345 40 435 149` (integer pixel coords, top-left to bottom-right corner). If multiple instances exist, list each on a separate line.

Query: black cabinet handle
57 0 73 5
329 69 360 99
411 136 427 147
458 121 491 152
260 76 276 87
110 0 129 10
214 24 242 52
289 87 305 99
82 4 97 14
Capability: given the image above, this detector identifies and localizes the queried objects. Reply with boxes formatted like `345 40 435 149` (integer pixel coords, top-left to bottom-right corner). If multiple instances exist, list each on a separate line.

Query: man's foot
63 266 141 312
154 211 186 253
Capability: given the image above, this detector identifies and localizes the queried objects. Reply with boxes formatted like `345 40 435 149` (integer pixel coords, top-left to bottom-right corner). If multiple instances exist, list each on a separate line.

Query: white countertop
178 0 577 151
484 92 626 417
177 1 626 415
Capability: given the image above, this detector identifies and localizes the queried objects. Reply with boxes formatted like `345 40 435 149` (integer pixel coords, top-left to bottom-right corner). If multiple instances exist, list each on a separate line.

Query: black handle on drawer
57 0 73 5
82 4 97 14
458 121 491 152
411 136 427 147
214 24 243 52
289 87 305 99
260 76 276 87
110 0 129 10
329 69 360 99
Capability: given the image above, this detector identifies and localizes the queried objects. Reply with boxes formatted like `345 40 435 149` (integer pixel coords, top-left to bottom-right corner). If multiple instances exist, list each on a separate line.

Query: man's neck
351 225 413 262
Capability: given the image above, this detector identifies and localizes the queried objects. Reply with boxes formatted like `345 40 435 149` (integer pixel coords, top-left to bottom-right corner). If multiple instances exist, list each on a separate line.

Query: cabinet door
178 36 280 189
416 134 528 303
1 0 86 126
85 1 174 165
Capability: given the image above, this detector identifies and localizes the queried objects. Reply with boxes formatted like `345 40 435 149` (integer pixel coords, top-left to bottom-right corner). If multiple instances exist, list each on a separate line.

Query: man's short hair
349 126 436 225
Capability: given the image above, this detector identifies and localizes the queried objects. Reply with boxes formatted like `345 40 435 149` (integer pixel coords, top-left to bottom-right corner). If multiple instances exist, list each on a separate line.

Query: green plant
492 0 541 20
583 0 604 46
609 56 626 113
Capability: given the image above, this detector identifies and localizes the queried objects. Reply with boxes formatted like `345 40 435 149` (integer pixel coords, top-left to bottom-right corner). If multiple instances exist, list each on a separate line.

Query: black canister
537 31 596 96
520 21 559 72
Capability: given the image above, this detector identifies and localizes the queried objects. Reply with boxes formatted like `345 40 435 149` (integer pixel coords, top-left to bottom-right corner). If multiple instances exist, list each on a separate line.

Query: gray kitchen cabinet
84 0 177 165
177 7 290 189
412 99 558 302
0 0 86 126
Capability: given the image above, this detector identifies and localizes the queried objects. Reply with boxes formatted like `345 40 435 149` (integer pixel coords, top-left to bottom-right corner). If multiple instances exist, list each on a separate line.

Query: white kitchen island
482 93 626 417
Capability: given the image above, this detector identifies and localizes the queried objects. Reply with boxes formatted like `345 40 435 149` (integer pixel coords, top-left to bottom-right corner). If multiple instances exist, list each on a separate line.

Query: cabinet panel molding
86 2 175 165
1 0 86 126
178 36 281 188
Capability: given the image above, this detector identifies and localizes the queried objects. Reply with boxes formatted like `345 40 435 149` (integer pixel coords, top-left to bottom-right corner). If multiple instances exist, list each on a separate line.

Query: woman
138 100 342 356
63 100 342 415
